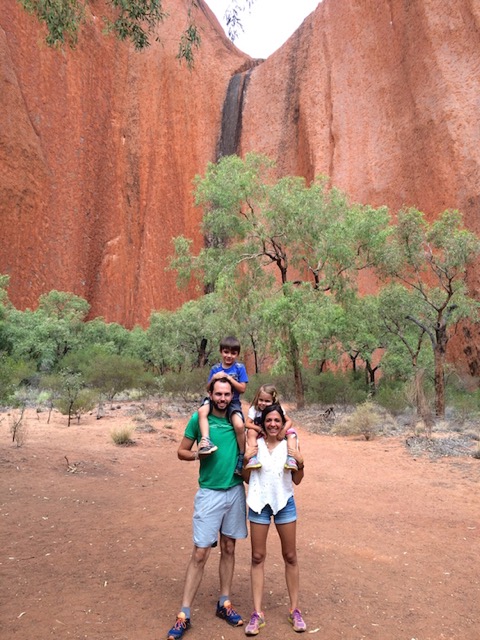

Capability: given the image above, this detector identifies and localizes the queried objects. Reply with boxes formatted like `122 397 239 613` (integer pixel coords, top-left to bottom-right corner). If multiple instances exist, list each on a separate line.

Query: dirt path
0 404 479 640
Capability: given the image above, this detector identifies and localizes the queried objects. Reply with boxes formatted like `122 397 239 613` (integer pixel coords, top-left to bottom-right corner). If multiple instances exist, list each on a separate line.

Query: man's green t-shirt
185 412 243 490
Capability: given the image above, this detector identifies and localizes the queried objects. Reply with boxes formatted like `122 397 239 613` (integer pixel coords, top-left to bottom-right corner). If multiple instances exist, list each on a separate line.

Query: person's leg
275 520 299 610
218 534 236 597
197 402 217 455
250 521 269 613
245 429 262 469
181 545 212 608
167 545 211 639
231 412 245 454
285 430 298 470
216 534 243 626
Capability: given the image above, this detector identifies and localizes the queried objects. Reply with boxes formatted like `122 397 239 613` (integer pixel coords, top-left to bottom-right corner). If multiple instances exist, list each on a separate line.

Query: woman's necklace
265 438 279 452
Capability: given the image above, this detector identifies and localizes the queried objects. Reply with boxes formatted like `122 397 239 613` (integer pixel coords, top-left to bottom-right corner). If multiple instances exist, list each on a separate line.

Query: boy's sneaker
245 455 262 470
198 437 218 456
234 454 244 476
167 612 190 639
216 600 243 626
284 455 298 471
288 608 306 632
245 610 265 635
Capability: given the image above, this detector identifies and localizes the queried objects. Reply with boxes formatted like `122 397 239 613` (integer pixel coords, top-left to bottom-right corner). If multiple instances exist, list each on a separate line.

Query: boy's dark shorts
201 398 245 423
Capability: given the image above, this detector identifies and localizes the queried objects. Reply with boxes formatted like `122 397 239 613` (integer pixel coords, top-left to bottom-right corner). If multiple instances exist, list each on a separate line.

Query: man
166 377 247 640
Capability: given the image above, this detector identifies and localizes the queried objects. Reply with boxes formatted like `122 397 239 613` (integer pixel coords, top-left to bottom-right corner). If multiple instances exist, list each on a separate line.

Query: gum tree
378 208 480 417
171 153 391 408
19 0 201 62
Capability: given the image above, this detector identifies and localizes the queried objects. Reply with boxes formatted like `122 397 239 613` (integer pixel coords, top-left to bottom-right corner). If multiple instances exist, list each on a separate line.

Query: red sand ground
1 403 479 640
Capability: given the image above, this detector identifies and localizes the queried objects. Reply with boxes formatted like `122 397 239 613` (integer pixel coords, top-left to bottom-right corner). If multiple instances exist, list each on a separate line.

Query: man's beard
210 399 228 414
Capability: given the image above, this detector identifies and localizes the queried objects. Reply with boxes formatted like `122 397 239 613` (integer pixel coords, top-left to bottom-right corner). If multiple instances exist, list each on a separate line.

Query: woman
242 403 306 635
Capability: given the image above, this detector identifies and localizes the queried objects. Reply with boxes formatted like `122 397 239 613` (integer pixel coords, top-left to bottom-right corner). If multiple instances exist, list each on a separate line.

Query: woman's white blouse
247 438 293 515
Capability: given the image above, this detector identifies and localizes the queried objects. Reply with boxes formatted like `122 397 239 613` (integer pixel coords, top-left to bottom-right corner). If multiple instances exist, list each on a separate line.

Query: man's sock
181 606 191 619
219 595 229 607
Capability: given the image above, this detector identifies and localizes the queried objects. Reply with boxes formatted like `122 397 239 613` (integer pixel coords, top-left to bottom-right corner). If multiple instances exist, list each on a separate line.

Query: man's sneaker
288 608 306 632
245 610 265 635
284 455 298 471
198 437 218 456
167 612 190 639
216 600 243 626
245 455 262 470
234 454 244 476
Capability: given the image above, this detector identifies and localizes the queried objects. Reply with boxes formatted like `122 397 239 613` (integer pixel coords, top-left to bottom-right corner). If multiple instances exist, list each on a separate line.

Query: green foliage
6 291 90 371
0 356 36 405
172 153 390 407
161 368 206 400
50 370 84 426
304 370 368 406
244 372 296 404
148 293 233 374
104 0 166 50
18 0 204 60
177 6 201 69
377 207 480 417
19 0 84 47
374 380 410 415
82 352 156 402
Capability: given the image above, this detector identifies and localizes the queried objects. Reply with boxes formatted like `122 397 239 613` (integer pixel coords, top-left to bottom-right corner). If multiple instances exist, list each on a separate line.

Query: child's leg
231 412 246 475
231 412 245 454
245 428 262 470
198 402 211 439
198 402 217 455
246 427 259 449
285 429 298 471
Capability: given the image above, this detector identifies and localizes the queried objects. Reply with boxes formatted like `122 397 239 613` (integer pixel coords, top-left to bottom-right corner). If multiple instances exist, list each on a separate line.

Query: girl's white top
247 438 293 515
247 406 261 421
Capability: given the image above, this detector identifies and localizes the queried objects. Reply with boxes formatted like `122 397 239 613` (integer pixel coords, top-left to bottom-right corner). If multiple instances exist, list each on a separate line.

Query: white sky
206 0 320 59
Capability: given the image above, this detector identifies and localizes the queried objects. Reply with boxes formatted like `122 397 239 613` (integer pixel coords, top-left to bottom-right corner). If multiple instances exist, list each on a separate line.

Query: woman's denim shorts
248 495 297 525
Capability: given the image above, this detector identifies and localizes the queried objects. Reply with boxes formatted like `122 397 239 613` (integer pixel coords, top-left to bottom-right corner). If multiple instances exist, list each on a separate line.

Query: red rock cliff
1 0 480 330
0 0 250 326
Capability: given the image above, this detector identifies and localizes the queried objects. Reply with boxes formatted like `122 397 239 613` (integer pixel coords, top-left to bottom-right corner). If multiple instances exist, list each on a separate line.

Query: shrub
304 370 368 406
333 400 384 440
111 425 135 445
446 388 480 425
375 382 409 415
244 372 295 404
161 368 207 400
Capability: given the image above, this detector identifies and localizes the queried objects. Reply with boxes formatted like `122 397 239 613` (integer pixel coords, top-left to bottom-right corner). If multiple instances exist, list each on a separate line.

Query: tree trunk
365 361 378 394
434 325 448 418
288 331 305 409
196 338 208 368
433 345 446 418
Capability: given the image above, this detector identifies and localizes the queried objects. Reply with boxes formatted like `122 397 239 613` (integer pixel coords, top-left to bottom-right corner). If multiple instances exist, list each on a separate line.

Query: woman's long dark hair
260 403 286 426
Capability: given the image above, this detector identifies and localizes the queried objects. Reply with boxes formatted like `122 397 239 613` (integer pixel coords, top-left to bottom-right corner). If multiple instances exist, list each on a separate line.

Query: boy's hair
260 403 286 425
252 383 279 408
219 335 241 354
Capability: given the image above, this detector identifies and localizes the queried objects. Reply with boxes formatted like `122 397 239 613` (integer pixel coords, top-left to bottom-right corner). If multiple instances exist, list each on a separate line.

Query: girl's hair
251 383 279 408
260 403 286 426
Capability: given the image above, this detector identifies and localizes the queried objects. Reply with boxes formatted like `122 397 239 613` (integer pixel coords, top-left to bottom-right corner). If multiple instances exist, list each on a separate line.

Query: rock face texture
0 0 250 325
1 0 480 330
